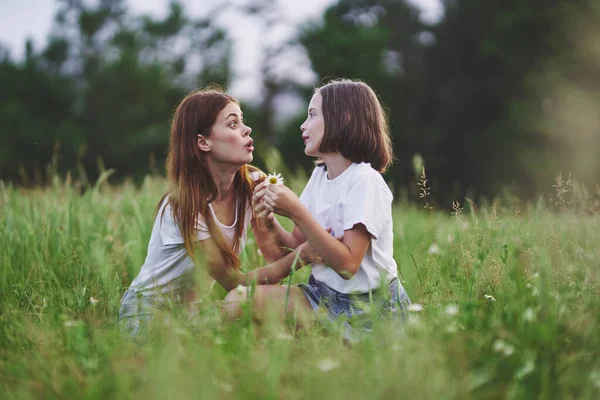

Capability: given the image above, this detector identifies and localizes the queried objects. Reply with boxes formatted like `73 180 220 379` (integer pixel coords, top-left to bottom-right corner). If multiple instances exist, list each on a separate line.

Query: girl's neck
321 153 353 180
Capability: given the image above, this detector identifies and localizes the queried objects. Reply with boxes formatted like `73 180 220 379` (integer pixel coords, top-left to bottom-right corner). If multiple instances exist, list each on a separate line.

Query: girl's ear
197 134 211 152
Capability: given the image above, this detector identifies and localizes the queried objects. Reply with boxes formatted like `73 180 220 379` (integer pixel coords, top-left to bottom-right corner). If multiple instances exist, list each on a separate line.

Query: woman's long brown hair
155 86 261 270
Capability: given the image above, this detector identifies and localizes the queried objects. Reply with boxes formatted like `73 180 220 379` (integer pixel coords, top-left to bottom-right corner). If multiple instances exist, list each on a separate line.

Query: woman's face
199 102 254 166
300 91 325 157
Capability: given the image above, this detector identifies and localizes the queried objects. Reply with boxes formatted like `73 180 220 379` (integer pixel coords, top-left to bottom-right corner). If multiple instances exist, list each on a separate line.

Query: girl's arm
199 237 309 292
262 185 370 280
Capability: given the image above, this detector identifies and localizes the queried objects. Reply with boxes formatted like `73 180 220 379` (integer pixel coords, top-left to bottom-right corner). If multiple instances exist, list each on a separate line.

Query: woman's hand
262 184 303 219
252 181 275 228
298 240 325 265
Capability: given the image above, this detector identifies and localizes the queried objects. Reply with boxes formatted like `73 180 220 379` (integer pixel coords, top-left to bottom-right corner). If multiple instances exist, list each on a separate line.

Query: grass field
1 174 599 399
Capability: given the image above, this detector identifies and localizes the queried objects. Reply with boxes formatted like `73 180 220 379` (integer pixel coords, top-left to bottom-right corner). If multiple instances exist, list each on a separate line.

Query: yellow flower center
269 177 278 184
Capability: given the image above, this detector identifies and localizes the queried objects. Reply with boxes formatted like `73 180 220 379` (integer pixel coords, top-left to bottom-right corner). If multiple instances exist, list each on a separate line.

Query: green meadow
1 173 599 399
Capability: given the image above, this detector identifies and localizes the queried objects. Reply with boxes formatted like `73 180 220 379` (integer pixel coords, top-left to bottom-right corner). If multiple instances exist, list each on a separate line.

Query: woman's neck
321 153 353 180
207 160 239 203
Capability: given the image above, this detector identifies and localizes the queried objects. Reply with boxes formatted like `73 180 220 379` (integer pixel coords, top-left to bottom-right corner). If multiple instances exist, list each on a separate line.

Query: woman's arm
199 237 308 292
262 185 370 280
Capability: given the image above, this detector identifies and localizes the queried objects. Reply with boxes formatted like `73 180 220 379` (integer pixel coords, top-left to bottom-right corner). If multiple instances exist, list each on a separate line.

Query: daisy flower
266 172 284 186
89 296 100 306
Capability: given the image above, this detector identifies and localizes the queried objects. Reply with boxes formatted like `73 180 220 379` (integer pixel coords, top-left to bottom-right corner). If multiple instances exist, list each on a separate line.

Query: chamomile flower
317 358 340 372
90 296 100 306
407 303 424 312
266 172 284 186
484 294 496 302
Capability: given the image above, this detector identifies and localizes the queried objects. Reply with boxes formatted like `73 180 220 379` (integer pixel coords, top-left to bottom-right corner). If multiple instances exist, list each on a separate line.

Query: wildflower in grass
236 284 245 295
444 304 459 316
492 339 514 357
90 296 100 306
427 243 441 256
590 370 600 389
515 360 535 379
407 303 424 312
256 249 262 257
484 294 496 302
276 331 294 341
63 320 80 328
317 358 340 372
523 307 535 322
266 172 284 186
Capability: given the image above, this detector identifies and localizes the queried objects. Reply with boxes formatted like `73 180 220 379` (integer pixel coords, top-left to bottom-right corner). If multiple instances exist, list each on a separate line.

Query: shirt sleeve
341 174 393 240
158 203 211 245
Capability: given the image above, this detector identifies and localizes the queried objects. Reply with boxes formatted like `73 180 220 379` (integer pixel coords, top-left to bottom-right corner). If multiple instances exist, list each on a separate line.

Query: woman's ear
197 134 211 152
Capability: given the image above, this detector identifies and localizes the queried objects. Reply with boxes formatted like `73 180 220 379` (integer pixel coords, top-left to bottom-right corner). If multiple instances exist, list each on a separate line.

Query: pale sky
0 0 443 101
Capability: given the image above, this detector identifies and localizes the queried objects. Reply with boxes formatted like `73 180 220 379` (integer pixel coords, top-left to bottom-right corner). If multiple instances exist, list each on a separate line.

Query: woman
119 86 316 334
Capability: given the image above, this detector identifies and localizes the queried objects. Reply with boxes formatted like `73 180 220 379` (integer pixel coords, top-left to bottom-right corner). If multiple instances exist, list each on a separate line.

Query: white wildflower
266 172 284 186
590 370 600 389
276 331 294 341
492 339 506 353
407 303 424 312
492 339 514 357
503 344 515 356
236 284 245 295
444 304 459 316
523 307 535 322
89 296 100 306
63 320 80 328
317 358 340 372
427 243 441 256
484 294 496 302
256 249 262 257
515 360 535 379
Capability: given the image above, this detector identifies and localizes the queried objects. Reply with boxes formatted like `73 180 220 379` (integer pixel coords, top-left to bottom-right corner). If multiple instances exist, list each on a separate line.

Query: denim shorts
118 288 155 336
299 275 411 341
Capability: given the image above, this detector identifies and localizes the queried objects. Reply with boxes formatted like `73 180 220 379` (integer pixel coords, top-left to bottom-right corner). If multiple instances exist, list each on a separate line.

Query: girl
119 87 317 334
226 79 411 337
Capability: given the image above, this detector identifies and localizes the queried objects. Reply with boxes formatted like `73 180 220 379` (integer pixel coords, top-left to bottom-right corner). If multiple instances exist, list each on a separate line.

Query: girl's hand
262 184 302 219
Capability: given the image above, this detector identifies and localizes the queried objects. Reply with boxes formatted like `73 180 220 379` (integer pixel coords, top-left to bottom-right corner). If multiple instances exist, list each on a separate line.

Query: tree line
1 0 599 206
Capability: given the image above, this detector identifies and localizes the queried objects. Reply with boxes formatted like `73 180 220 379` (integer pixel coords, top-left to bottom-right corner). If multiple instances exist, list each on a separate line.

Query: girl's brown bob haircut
316 79 394 173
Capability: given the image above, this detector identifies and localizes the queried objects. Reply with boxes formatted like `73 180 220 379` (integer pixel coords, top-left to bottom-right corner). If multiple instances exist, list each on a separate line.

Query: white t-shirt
299 162 399 294
128 197 253 296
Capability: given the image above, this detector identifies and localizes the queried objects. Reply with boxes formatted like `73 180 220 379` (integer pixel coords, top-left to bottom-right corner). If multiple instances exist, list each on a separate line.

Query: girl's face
301 91 325 157
198 102 254 166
